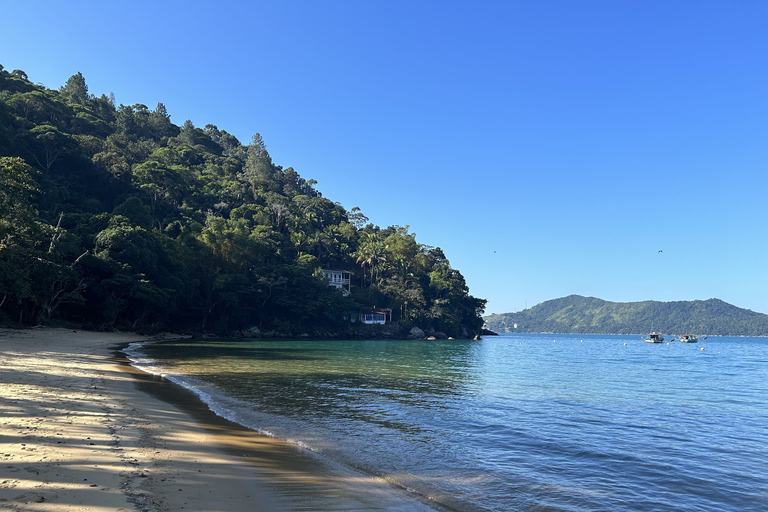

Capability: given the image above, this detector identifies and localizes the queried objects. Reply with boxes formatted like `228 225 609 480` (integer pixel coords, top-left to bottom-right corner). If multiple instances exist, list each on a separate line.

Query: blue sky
2 1 767 314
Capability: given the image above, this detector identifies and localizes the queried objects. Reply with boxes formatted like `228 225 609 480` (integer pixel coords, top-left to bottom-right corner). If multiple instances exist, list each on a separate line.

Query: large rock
242 326 261 338
408 326 425 339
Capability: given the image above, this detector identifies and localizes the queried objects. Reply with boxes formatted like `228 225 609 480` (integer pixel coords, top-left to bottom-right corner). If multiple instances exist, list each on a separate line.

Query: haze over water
127 334 768 512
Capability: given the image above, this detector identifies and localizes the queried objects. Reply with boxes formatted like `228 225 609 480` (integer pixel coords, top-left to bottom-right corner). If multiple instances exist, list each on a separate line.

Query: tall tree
60 72 89 104
27 124 76 172
241 133 277 195
148 102 178 140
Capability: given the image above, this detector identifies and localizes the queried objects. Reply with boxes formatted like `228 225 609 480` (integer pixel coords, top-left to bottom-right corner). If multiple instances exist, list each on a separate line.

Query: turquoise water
126 334 768 512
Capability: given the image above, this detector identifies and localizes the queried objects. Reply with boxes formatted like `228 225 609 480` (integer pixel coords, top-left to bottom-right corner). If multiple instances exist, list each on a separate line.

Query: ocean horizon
125 333 768 512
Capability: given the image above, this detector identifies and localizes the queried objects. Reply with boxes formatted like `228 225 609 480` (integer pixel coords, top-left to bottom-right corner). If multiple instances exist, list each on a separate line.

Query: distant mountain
483 295 768 336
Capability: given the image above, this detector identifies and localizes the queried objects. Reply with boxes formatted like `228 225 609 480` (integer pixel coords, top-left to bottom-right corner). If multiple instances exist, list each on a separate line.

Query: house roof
360 307 392 314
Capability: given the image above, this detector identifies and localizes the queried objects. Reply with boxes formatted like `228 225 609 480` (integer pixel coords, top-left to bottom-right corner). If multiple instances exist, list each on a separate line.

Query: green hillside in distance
483 295 768 336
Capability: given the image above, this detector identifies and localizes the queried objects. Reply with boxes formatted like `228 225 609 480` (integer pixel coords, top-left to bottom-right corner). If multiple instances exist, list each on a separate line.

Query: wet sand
0 328 443 512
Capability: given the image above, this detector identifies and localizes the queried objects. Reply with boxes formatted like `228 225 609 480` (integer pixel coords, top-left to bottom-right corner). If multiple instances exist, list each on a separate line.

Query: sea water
125 334 768 512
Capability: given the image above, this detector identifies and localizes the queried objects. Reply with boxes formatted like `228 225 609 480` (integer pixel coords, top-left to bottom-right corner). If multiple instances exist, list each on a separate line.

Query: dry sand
0 328 443 512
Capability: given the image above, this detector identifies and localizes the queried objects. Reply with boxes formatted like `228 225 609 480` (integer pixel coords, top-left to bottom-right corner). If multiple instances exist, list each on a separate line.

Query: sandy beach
0 328 442 512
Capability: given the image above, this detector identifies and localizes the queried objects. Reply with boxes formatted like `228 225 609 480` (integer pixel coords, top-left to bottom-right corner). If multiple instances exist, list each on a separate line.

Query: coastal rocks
407 327 425 339
234 323 480 341
411 328 469 340
241 326 261 338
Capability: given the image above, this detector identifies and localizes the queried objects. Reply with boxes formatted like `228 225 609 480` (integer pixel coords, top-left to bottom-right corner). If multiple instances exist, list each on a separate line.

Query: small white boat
679 334 699 343
644 332 665 343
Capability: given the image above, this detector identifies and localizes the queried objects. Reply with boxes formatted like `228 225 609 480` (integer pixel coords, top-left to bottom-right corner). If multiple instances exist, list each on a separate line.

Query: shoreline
0 327 444 512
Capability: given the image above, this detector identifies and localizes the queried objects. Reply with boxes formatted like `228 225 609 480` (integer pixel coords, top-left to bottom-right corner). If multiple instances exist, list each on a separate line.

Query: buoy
701 347 705 351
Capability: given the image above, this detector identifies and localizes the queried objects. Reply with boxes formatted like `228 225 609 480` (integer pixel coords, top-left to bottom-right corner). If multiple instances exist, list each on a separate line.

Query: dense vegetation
0 65 485 337
484 295 768 336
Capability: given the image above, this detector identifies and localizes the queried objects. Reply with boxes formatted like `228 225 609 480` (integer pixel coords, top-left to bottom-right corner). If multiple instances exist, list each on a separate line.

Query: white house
322 269 351 296
359 307 392 325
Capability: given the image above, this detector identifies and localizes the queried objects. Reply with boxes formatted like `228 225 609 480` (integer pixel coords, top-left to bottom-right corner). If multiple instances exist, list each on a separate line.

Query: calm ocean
125 333 768 512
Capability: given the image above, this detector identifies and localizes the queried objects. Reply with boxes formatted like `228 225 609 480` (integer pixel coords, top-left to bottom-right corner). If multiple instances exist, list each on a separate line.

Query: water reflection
144 339 484 435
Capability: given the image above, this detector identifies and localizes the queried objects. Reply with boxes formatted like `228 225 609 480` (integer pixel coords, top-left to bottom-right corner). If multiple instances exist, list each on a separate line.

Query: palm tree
354 233 387 287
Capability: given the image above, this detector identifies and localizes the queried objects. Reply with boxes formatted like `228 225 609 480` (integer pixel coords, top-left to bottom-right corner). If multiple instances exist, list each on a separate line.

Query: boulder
408 326 425 339
433 331 448 339
242 326 261 338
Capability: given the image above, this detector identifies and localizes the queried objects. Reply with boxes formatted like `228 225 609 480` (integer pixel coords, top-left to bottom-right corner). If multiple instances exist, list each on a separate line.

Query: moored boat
679 334 698 343
644 332 664 343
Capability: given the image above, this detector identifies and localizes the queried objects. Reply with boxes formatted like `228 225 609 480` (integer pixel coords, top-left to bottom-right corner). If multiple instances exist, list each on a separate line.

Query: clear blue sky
3 1 767 314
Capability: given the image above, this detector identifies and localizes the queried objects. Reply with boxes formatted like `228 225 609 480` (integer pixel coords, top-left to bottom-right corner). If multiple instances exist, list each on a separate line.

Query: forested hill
0 65 485 337
483 295 768 336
